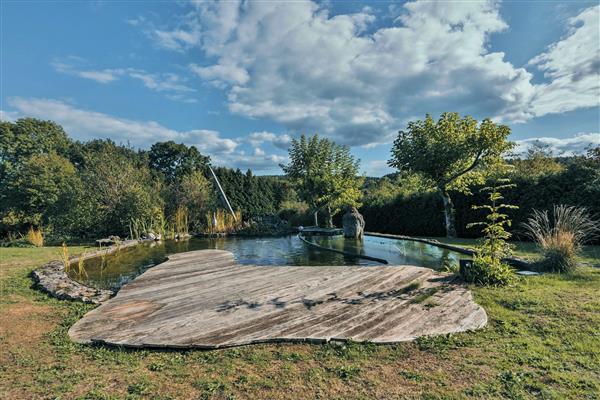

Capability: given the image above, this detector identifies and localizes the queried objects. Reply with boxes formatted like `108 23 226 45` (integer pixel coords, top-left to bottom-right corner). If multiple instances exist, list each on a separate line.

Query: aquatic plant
60 242 70 272
77 253 88 278
174 206 189 237
204 209 242 234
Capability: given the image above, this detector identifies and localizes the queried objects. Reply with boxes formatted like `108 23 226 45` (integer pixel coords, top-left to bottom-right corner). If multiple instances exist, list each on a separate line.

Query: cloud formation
514 133 600 156
150 1 598 147
3 97 287 172
52 58 197 102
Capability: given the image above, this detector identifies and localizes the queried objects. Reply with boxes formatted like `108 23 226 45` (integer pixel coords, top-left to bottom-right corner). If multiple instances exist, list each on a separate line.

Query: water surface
70 235 468 290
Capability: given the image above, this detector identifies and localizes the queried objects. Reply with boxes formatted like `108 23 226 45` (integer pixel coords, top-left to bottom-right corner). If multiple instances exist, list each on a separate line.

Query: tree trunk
439 189 457 238
313 210 319 227
326 205 333 228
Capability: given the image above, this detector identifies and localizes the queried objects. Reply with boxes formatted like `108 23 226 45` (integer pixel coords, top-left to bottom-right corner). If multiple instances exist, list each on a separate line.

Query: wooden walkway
69 250 487 348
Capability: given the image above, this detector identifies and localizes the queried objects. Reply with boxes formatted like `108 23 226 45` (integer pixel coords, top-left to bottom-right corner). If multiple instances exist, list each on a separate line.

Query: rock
342 206 365 239
95 235 121 246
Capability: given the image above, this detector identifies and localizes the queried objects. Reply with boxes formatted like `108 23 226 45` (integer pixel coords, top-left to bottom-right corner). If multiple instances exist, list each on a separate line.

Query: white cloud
514 133 600 156
155 29 201 51
51 59 124 83
4 97 288 172
52 58 196 101
189 63 249 86
128 71 195 93
147 0 598 148
247 131 291 150
528 6 600 117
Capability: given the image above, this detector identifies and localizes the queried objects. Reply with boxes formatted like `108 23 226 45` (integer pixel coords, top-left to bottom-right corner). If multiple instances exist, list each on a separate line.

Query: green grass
1 245 599 399
425 236 600 267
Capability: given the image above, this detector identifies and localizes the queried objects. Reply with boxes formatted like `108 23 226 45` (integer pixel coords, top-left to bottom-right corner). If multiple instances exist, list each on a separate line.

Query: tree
388 112 513 237
80 140 158 236
167 170 215 231
281 134 362 227
462 174 517 286
2 153 82 230
512 141 563 178
148 141 210 183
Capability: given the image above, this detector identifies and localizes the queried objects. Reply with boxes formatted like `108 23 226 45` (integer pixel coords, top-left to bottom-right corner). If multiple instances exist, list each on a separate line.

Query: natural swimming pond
69 234 470 290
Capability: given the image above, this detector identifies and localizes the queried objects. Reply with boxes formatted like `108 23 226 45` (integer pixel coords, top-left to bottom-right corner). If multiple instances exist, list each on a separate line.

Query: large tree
281 134 362 227
388 113 513 237
148 141 210 183
2 153 82 230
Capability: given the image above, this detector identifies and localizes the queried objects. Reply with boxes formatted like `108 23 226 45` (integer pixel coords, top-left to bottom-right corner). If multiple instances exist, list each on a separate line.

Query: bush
523 205 599 273
460 255 514 286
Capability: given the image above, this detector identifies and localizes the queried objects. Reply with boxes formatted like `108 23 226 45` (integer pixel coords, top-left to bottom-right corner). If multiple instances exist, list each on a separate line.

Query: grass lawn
1 245 599 399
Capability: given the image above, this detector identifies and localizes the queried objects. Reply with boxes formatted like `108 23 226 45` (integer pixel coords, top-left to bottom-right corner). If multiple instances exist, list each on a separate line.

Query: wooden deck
69 250 487 348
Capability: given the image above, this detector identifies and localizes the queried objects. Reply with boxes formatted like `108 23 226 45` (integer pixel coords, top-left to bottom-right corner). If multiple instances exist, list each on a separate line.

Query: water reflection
70 235 468 290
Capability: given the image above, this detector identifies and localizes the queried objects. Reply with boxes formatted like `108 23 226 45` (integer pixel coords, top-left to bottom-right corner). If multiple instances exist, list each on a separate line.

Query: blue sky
1 0 599 176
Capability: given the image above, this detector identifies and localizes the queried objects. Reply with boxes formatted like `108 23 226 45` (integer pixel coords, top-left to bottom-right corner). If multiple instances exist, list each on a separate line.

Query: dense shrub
459 255 514 286
361 158 600 243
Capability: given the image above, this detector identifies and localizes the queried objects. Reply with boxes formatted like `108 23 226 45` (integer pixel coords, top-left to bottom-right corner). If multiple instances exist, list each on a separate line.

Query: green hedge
360 161 600 242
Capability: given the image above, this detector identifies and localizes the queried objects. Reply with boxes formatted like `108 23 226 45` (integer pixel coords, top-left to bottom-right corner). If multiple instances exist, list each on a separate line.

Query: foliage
2 152 82 230
388 113 513 237
362 172 432 207
0 118 71 187
281 134 362 227
166 170 214 232
26 226 44 247
78 140 158 237
467 173 518 261
522 205 600 272
362 154 600 242
510 141 563 178
461 172 517 286
204 209 243 234
148 141 210 183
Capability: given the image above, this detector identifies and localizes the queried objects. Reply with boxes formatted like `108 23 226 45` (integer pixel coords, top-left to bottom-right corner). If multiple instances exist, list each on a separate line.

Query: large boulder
342 206 365 239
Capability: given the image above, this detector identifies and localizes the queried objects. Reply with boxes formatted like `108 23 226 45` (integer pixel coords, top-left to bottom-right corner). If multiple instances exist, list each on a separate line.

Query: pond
69 234 470 290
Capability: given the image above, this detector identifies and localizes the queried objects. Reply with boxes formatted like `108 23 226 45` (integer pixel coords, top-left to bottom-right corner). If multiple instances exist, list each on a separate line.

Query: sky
1 0 599 176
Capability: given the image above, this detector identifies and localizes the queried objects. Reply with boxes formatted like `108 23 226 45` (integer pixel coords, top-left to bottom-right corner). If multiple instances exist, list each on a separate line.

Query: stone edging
31 239 144 304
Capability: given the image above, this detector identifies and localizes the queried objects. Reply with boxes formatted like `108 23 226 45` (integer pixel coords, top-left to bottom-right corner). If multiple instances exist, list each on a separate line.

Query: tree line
2 115 598 245
0 118 291 243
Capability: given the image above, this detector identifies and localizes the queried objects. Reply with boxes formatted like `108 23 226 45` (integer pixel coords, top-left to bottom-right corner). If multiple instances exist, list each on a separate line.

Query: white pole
208 165 237 221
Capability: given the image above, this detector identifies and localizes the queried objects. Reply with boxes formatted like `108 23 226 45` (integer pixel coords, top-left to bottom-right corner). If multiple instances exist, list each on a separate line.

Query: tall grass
60 242 71 273
523 205 600 272
204 209 242 234
27 226 44 247
77 253 88 278
174 206 189 237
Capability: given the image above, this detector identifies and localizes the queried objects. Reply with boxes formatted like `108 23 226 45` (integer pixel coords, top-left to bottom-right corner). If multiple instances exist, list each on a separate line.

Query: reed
27 226 44 247
204 209 243 234
60 242 71 272
174 206 189 236
77 253 88 278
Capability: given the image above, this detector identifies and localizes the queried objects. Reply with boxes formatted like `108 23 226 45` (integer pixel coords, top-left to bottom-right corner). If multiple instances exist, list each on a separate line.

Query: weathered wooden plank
69 250 487 348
